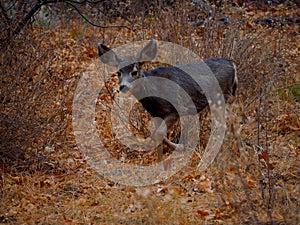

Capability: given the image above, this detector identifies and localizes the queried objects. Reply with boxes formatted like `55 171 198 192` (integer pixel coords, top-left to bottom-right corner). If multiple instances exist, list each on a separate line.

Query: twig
65 1 131 30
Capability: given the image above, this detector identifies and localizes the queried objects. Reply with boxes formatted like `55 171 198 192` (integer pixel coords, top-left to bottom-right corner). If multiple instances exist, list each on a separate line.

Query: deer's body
98 40 237 159
135 58 237 119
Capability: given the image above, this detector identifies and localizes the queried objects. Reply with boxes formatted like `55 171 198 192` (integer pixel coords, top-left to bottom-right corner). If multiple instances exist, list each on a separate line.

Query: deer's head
98 40 157 93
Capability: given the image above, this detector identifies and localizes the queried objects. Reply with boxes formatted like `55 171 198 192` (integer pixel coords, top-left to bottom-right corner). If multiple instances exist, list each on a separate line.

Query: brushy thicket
0 0 299 224
0 31 79 171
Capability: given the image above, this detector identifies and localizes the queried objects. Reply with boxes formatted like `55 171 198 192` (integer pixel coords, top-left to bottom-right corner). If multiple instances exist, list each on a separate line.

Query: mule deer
98 39 237 160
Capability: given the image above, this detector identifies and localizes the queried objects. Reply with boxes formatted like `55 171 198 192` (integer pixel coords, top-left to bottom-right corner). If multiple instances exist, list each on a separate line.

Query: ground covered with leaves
0 1 299 224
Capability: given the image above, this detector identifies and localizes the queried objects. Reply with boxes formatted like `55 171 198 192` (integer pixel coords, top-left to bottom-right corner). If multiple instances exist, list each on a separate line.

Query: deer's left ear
136 39 157 62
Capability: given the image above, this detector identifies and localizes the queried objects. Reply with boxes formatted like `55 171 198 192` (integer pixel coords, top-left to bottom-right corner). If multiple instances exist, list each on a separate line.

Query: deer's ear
98 43 120 67
136 39 157 62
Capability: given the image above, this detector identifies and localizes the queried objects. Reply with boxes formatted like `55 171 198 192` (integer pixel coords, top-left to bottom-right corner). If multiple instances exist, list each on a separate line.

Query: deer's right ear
98 43 120 67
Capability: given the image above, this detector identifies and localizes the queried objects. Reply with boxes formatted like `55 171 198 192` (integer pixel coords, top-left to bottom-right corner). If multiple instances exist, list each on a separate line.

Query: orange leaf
259 151 269 161
197 209 209 217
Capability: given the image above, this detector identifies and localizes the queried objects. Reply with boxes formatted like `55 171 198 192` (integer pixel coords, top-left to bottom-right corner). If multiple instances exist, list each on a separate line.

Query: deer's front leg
151 114 184 161
147 117 166 162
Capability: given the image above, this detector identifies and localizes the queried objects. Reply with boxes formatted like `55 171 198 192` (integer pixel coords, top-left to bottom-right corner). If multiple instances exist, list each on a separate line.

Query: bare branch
0 2 10 25
11 0 130 38
12 1 44 37
190 0 213 15
65 1 131 29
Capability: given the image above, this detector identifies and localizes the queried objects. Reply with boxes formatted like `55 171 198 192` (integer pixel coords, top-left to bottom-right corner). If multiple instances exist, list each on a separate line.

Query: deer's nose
120 85 129 93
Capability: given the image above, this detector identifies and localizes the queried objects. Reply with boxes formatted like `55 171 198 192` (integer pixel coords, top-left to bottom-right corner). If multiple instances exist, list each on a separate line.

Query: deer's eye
116 71 121 77
131 71 139 78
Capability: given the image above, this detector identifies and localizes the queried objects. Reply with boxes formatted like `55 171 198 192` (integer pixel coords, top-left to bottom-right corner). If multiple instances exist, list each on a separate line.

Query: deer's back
141 59 236 114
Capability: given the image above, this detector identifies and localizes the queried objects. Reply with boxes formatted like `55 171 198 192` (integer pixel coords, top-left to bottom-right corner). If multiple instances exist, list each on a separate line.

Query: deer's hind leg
162 114 184 151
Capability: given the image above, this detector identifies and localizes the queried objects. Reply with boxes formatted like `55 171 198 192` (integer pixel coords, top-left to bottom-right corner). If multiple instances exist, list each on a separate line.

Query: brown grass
1 2 299 224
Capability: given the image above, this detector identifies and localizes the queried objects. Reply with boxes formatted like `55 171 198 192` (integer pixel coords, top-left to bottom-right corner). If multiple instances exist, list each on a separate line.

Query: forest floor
0 2 299 224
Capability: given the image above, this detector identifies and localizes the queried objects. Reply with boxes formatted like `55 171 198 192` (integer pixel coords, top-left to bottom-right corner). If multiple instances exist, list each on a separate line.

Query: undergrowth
0 1 299 224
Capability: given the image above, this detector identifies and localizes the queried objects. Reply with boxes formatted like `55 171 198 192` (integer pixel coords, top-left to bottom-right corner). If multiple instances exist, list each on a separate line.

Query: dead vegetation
0 1 299 224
